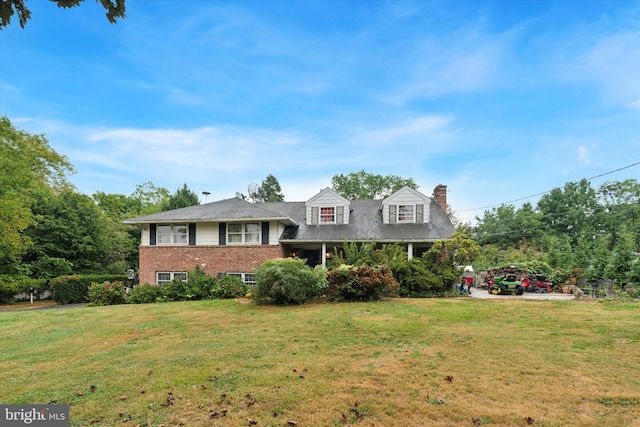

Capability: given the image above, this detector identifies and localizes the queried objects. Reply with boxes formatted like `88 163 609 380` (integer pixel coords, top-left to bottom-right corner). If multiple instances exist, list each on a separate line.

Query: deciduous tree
331 170 418 200
0 0 126 29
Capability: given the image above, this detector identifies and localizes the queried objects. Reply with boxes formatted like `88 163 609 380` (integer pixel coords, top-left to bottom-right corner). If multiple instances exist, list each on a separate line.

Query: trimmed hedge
49 274 131 304
0 277 48 304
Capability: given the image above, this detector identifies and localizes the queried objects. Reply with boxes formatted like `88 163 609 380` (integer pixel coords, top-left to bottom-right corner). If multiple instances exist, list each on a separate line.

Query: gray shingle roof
122 197 298 226
123 197 456 243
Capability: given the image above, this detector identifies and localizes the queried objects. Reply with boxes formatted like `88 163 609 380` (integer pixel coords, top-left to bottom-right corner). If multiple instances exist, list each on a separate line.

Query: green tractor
488 273 524 295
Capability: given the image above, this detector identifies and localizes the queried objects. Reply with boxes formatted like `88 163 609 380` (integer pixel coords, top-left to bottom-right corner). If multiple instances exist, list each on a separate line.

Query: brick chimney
432 184 447 212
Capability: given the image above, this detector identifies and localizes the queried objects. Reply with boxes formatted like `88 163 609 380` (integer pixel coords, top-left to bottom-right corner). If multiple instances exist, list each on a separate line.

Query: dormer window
320 207 336 223
398 205 415 222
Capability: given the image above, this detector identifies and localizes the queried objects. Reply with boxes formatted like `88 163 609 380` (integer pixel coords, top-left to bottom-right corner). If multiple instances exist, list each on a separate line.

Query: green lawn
1 298 639 426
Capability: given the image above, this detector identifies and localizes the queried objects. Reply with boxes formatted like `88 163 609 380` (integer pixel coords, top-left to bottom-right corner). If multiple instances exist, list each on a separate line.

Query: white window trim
397 204 415 223
227 272 257 286
227 222 261 245
157 272 188 285
319 206 336 224
157 224 188 245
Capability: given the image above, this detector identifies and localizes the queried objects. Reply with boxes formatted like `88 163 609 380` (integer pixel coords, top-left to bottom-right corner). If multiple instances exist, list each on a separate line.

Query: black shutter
261 221 269 245
219 223 226 245
150 224 156 245
189 223 196 245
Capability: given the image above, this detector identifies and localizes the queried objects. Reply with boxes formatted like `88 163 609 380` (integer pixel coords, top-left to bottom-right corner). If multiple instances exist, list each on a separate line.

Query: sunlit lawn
1 298 639 426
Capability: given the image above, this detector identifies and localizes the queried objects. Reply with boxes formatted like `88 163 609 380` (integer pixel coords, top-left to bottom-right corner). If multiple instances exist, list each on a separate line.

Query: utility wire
457 161 640 212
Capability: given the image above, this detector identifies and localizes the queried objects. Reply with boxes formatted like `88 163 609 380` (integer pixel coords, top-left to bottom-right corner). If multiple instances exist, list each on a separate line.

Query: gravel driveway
468 288 575 301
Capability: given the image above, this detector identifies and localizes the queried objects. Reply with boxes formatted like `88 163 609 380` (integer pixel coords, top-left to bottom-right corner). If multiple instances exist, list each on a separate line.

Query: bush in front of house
49 274 131 304
326 264 399 302
211 274 248 299
88 281 126 306
127 283 162 304
254 258 327 305
395 258 446 297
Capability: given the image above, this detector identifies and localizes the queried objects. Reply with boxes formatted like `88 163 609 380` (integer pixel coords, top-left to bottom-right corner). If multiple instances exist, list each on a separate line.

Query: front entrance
303 249 321 267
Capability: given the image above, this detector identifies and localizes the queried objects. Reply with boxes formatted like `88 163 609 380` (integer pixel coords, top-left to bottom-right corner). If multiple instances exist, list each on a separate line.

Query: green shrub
254 258 327 305
49 274 130 304
211 274 248 299
127 283 162 304
186 266 216 300
0 277 48 304
326 264 398 302
158 278 188 302
88 281 126 306
396 258 449 297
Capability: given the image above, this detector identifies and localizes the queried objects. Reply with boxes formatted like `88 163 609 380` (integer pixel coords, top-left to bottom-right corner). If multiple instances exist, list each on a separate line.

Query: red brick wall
138 245 287 284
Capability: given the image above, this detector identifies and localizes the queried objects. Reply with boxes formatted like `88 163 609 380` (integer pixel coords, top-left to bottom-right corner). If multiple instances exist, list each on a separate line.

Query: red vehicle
522 274 552 293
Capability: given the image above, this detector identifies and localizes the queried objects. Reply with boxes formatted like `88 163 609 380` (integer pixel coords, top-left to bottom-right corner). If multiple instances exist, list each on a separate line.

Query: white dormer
381 186 431 224
305 188 351 225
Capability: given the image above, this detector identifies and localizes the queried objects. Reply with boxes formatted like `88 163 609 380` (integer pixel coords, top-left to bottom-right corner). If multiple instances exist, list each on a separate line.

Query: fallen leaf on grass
75 389 84 397
524 416 534 424
90 385 97 393
120 395 128 401
246 418 257 425
445 375 454 382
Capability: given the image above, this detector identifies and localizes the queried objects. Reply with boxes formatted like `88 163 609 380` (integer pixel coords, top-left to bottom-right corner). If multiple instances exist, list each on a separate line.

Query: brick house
123 185 455 285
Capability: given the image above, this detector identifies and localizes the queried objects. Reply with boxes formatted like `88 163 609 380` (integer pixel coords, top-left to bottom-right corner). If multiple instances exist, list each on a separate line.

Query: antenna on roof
247 183 259 203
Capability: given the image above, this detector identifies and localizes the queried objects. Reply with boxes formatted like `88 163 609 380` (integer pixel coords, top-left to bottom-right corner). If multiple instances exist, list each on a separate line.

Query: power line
457 161 640 212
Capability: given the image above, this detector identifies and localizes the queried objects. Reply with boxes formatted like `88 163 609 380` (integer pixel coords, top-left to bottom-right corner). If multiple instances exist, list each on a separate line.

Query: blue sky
1 0 639 224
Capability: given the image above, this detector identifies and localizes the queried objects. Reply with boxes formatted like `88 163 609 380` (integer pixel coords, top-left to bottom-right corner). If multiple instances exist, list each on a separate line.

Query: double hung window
228 222 260 244
320 207 335 223
157 272 187 285
157 224 188 244
398 205 415 222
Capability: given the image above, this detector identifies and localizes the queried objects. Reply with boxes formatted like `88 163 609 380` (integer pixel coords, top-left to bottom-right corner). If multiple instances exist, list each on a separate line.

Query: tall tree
536 179 599 244
129 181 170 215
0 116 73 273
165 183 200 211
1 0 126 29
257 174 285 202
25 189 124 278
331 170 418 200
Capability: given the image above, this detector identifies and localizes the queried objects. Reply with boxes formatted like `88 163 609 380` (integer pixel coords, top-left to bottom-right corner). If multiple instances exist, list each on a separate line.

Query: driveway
468 288 575 301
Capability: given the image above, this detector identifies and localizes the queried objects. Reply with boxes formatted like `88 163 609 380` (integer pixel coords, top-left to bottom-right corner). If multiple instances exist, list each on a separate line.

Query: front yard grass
1 298 639 426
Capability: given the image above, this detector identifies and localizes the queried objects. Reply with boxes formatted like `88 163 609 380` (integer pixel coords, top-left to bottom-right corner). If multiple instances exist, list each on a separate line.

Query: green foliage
165 183 200 211
183 266 215 300
395 258 449 297
157 278 188 302
127 283 162 304
87 281 126 306
254 258 327 305
0 116 73 271
329 240 378 268
325 264 398 301
211 274 248 299
49 274 129 304
257 174 285 202
1 0 126 29
331 170 418 200
25 189 127 276
0 276 47 304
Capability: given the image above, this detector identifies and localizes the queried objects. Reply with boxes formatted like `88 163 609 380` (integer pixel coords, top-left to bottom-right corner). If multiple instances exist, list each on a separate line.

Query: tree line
473 177 640 286
2 115 638 292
